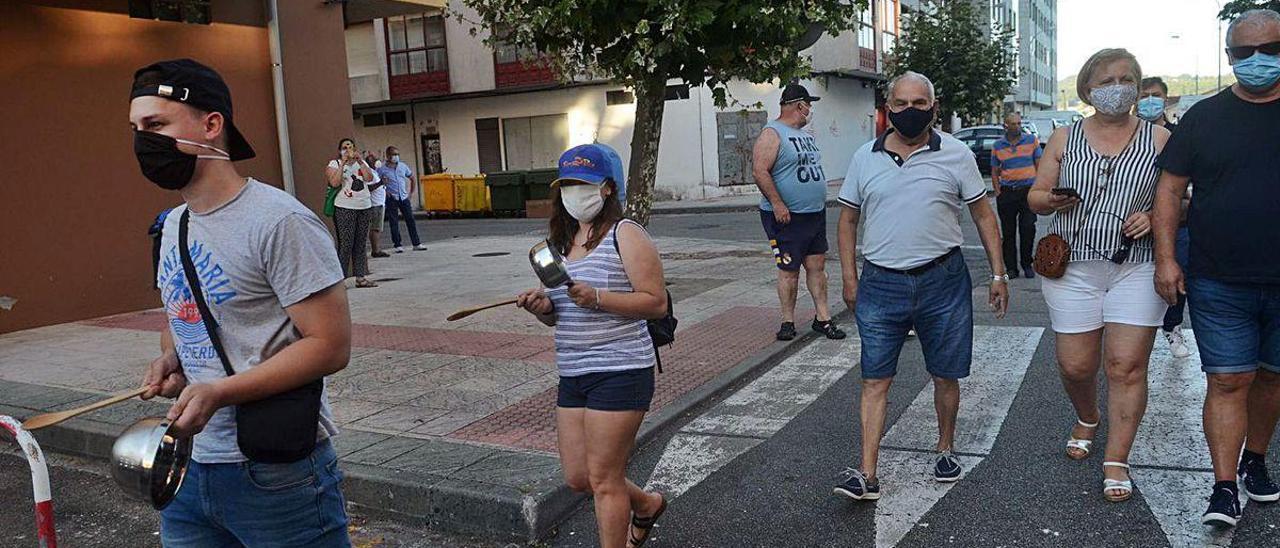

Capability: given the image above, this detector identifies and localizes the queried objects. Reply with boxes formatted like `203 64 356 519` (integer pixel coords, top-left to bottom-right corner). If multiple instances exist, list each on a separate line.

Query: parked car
953 125 1047 179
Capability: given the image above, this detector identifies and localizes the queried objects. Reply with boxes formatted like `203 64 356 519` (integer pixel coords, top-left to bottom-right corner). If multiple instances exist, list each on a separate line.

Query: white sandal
1065 419 1098 460
1103 462 1134 502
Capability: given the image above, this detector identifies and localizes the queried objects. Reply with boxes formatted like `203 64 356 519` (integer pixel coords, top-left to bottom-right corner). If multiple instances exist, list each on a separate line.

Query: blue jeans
384 197 421 247
1188 276 1280 375
160 440 351 547
855 249 974 379
1161 226 1191 331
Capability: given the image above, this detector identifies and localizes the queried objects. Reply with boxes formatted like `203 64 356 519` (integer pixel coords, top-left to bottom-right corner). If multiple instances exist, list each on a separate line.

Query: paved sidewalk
0 208 851 541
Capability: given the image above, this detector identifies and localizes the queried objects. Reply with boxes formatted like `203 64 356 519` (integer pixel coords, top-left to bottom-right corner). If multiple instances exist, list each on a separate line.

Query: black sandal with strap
628 493 668 548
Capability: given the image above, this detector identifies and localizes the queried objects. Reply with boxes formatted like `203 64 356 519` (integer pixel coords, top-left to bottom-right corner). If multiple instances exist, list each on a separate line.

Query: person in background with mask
363 150 389 259
1153 8 1280 528
991 112 1043 279
1139 76 1194 359
751 83 846 342
326 138 378 288
131 59 353 546
515 143 667 548
1028 48 1171 503
833 71 1008 501
377 146 428 253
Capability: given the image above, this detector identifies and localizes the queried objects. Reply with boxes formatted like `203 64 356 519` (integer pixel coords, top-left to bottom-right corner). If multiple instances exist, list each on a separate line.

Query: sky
1056 0 1233 81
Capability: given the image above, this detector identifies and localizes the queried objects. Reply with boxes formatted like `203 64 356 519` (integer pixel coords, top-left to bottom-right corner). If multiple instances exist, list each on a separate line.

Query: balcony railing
389 70 450 99
495 58 557 89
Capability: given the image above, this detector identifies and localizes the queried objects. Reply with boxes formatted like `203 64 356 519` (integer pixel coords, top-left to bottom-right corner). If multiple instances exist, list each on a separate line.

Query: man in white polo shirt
833 71 1009 501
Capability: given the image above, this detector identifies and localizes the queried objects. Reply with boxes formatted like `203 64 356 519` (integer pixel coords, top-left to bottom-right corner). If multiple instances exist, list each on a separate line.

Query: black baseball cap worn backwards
130 58 256 161
780 83 821 105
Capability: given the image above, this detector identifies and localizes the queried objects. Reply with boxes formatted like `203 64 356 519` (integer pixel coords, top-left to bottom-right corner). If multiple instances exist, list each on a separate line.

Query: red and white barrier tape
0 416 56 548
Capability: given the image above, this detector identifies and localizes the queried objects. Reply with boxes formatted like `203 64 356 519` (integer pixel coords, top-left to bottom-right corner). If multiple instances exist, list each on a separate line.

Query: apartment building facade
345 1 904 202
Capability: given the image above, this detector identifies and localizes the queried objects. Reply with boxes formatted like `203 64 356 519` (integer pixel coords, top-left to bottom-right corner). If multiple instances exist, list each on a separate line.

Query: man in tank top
751 83 846 342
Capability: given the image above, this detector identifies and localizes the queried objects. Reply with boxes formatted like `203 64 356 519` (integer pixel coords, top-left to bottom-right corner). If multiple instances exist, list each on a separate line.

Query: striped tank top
1049 120 1160 263
547 220 656 377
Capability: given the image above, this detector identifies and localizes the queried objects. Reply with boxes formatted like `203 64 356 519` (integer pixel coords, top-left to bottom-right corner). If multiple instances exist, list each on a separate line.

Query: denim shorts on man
760 210 828 272
557 367 655 411
160 440 350 547
1187 276 1280 375
855 248 973 379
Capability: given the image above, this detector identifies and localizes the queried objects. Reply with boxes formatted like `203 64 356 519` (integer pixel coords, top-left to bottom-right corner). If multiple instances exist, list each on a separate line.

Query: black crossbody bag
177 209 322 464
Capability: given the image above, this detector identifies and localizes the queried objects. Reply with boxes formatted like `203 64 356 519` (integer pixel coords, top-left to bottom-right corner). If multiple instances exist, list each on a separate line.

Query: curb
0 309 852 542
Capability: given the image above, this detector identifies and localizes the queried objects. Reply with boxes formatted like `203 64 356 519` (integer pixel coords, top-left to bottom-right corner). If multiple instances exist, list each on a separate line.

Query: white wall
346 22 388 105
352 110 420 196
443 3 496 93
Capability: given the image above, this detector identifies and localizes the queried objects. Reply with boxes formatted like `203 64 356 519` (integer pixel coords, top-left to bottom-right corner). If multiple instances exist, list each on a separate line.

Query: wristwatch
992 274 1010 282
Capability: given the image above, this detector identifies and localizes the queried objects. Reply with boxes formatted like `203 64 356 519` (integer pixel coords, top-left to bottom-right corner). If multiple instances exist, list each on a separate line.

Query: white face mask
391 154 400 163
561 184 605 222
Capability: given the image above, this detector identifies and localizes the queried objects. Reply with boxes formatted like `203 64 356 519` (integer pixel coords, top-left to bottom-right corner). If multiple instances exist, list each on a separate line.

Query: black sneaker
812 318 847 340
934 451 962 483
776 322 797 341
1202 483 1243 527
1239 457 1280 502
834 468 880 501
1008 270 1021 279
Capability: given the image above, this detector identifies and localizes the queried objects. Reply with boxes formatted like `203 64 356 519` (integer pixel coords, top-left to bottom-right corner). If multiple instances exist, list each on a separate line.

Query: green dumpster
526 168 559 201
485 170 528 213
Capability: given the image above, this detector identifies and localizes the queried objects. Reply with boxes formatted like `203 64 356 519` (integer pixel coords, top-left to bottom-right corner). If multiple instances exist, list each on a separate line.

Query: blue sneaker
834 468 880 501
934 451 962 483
1202 484 1242 527
1239 457 1280 502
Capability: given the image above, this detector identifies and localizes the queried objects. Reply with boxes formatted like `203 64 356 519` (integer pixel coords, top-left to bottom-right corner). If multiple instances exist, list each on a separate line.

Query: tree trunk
624 74 668 226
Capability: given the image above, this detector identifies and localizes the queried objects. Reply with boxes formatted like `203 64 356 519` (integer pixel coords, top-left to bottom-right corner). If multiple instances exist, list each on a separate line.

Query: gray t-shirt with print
155 179 345 463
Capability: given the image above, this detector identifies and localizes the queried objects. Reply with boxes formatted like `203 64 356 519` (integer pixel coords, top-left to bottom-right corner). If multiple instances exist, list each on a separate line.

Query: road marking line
1133 331 1239 548
875 326 1043 547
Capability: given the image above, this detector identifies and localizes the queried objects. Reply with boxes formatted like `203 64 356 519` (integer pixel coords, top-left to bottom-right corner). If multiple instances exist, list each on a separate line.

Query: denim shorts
557 367 655 411
1187 276 1280 375
160 440 350 548
855 249 973 379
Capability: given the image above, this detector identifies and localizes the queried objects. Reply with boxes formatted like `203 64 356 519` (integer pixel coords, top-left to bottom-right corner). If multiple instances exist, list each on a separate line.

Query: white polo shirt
838 130 987 271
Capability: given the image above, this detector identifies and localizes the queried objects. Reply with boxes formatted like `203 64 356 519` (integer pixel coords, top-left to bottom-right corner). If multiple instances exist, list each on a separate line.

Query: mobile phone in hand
1051 187 1080 200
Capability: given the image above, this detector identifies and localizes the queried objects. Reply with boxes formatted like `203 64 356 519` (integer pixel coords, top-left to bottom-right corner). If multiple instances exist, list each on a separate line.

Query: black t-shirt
1156 89 1280 284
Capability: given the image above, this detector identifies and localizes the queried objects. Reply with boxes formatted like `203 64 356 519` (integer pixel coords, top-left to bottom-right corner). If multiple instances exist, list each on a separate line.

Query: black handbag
612 222 678 372
177 209 322 464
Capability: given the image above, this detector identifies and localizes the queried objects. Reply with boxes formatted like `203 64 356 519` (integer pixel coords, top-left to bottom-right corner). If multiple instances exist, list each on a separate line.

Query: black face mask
888 106 937 140
134 130 230 190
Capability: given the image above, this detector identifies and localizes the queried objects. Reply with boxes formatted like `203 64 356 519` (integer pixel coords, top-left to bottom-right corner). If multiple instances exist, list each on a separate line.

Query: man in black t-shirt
1153 8 1280 529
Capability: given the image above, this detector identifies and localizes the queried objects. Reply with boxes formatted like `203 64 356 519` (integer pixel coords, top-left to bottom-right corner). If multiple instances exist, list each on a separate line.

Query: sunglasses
1226 41 1280 60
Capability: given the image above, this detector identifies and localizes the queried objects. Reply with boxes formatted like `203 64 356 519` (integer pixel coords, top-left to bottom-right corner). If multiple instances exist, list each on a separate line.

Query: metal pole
1 416 56 548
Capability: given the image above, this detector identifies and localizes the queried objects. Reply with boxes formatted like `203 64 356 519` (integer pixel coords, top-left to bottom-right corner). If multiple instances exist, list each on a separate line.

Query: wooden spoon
447 298 519 321
22 387 148 431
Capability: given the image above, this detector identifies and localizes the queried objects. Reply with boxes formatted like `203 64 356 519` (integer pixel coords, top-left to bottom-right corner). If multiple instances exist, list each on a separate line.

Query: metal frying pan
529 239 573 288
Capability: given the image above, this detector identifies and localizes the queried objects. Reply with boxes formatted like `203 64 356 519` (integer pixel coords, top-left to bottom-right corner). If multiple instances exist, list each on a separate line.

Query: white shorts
1040 260 1168 334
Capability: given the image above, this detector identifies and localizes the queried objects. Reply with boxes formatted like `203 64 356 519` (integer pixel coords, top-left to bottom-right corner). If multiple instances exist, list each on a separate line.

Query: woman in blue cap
516 143 668 547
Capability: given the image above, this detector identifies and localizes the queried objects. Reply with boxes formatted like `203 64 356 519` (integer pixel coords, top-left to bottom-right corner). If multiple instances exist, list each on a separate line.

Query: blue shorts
557 368 655 411
1187 276 1280 375
760 210 828 272
855 249 973 380
161 440 350 547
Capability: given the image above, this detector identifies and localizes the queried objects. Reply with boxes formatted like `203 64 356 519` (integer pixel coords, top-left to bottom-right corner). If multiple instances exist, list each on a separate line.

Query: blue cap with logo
553 143 626 204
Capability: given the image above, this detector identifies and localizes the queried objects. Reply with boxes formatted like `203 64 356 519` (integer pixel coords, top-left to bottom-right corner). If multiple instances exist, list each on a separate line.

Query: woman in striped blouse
516 144 668 547
1028 49 1172 503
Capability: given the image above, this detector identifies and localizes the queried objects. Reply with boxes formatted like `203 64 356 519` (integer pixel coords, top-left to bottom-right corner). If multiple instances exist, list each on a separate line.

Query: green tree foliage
1219 1 1280 20
461 0 862 224
885 0 1018 128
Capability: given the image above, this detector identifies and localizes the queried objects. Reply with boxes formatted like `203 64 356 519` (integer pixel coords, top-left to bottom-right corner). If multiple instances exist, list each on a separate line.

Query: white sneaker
1164 327 1193 358
394 246 405 253
414 244 429 251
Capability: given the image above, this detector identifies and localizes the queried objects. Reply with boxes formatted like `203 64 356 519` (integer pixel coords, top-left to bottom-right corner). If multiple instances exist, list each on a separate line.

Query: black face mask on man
888 106 937 140
134 130 231 190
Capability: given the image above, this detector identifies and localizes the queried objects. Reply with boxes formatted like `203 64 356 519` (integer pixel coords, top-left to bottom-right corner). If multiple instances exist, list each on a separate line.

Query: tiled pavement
0 228 847 540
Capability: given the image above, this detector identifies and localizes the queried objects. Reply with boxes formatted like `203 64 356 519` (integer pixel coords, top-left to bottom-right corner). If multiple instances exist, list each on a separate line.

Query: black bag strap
177 208 237 378
149 209 172 289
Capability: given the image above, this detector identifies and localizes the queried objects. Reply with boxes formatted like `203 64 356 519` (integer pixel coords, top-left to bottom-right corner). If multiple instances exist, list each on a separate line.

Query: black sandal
628 493 668 548
812 318 847 340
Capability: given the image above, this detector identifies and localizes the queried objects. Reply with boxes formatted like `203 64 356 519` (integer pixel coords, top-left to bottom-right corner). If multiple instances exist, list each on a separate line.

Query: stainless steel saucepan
529 239 573 288
111 417 191 510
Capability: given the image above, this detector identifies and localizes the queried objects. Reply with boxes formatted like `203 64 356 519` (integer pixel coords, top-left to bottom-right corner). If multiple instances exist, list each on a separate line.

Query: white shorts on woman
1041 260 1168 334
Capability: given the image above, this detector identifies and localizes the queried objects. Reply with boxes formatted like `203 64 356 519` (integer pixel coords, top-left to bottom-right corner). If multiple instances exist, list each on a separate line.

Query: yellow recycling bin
453 175 491 214
421 174 458 213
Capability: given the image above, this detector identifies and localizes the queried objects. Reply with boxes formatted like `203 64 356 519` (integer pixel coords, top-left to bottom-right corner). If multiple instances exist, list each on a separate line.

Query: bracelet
993 274 1010 282
593 288 602 310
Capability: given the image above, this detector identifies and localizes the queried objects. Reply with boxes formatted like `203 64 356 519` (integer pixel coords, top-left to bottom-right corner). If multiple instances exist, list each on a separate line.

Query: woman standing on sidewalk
1028 49 1170 503
516 144 668 548
326 138 378 288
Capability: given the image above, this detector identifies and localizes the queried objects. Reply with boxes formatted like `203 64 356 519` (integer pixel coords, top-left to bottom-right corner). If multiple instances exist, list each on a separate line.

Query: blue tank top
759 120 827 214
